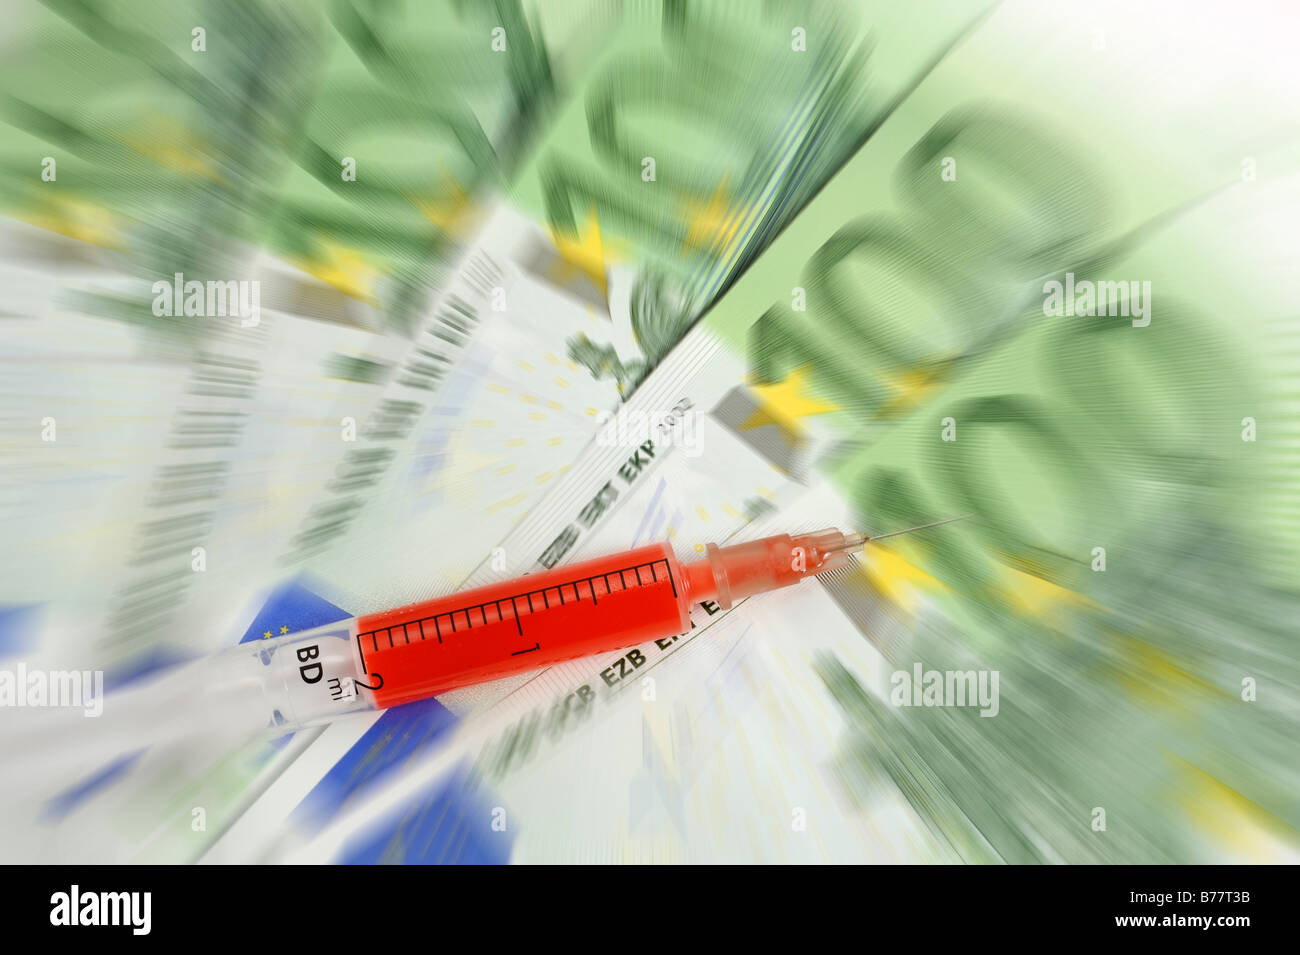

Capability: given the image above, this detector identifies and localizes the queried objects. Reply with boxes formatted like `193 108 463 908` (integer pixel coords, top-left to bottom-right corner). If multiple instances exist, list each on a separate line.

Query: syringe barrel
356 542 691 707
203 543 699 731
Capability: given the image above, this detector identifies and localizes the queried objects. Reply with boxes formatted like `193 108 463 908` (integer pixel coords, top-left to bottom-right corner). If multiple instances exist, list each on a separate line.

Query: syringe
203 519 965 735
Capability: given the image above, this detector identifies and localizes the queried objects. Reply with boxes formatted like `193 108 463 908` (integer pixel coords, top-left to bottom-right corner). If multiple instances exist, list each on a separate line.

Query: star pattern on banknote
874 357 956 419
548 207 616 298
416 169 477 238
989 563 1096 629
679 175 746 254
22 197 121 250
120 113 221 180
859 542 949 615
741 365 840 444
297 241 379 305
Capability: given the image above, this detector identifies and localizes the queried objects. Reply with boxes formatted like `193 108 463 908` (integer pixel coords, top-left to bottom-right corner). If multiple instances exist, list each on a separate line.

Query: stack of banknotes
0 0 1297 863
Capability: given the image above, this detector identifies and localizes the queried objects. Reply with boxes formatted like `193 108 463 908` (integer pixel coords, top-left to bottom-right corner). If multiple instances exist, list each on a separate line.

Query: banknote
0 0 998 860
512 0 999 394
0 0 554 678
0 0 993 659
212 1 1300 863
4 0 1298 864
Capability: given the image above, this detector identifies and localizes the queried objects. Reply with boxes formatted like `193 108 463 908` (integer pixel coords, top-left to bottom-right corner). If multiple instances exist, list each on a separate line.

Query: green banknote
0 0 990 665
0 0 987 858
266 5 1300 862
4 0 1296 865
513 0 996 393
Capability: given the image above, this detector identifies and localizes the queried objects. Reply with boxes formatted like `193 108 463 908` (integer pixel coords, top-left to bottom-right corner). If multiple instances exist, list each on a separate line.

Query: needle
837 514 973 552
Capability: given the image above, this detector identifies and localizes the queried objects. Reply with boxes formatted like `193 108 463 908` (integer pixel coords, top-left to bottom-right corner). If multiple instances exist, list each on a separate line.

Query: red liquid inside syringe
356 529 861 708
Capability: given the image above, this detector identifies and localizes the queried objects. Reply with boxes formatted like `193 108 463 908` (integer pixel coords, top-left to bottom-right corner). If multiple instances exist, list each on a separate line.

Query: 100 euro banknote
215 1 1300 862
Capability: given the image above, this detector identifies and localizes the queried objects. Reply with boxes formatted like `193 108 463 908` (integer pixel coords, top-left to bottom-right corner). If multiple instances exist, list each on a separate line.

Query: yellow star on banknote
680 175 745 253
416 169 476 237
741 366 840 444
22 198 120 249
859 542 949 615
549 207 613 297
991 563 1096 628
874 358 954 419
120 113 221 180
1173 755 1291 863
297 241 379 305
